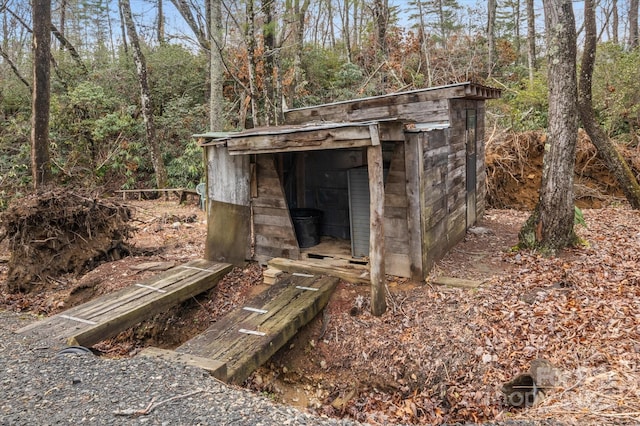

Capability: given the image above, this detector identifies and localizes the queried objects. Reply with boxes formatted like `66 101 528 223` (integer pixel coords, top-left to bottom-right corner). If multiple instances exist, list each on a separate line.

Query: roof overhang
196 120 404 155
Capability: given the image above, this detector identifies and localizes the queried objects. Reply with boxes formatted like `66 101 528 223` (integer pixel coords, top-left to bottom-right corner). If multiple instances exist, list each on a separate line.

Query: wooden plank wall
252 155 300 264
419 129 450 273
450 99 485 221
475 102 487 217
284 87 464 125
419 100 485 275
383 143 411 278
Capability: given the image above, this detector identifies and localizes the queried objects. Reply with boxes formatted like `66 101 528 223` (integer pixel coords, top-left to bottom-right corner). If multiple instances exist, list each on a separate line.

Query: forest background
0 0 639 205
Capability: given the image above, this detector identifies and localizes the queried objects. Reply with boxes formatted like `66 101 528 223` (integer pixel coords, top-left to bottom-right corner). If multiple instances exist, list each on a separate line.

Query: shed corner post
205 145 251 266
367 142 386 316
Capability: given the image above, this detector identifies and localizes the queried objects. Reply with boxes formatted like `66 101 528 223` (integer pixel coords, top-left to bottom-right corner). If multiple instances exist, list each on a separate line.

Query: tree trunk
526 0 536 86
59 0 67 51
210 0 224 131
0 45 30 87
51 23 88 73
518 0 578 254
245 0 259 127
31 0 52 189
612 0 619 44
487 0 497 78
157 0 165 44
578 0 640 208
373 0 389 57
291 0 310 108
170 0 210 51
630 0 639 49
120 0 168 189
262 0 281 126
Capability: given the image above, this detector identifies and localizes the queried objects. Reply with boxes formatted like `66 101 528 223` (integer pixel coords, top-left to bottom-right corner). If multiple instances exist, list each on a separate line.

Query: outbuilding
197 82 501 285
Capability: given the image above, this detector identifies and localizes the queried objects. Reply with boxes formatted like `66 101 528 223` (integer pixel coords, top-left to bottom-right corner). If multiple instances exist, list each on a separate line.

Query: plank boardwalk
162 273 339 384
17 259 232 347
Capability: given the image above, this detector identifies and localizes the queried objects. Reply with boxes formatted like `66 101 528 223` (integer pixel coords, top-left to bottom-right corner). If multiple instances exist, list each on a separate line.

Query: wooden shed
197 82 500 282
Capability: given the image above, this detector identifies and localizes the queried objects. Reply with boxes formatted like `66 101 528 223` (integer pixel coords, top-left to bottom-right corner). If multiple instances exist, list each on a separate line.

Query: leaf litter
1 197 640 425
252 207 640 425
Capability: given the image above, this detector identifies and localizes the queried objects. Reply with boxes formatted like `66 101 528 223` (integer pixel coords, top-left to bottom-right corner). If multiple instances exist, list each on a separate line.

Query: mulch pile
0 189 132 292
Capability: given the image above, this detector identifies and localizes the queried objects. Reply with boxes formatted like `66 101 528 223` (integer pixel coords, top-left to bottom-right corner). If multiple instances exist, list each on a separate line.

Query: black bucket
291 208 322 248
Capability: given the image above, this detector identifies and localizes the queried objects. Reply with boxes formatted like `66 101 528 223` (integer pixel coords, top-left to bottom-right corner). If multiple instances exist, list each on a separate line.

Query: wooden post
404 132 425 281
368 142 386 316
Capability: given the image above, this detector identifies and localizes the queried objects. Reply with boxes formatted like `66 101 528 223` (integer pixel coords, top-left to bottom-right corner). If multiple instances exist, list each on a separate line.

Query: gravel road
0 310 361 426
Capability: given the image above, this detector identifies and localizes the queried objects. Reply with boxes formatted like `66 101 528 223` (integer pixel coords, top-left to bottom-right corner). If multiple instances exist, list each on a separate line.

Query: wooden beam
368 143 386 316
226 125 374 155
268 257 370 284
404 133 425 281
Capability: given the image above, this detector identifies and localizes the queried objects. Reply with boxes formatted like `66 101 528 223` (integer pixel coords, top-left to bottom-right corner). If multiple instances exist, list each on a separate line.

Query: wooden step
268 257 370 284
154 273 339 384
17 259 232 347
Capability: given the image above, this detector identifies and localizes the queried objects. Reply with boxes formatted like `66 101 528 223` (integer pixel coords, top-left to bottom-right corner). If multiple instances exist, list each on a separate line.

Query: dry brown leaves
300 207 640 425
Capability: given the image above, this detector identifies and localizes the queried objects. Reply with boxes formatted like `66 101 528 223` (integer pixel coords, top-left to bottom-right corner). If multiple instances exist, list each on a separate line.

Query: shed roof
284 81 501 125
197 120 393 155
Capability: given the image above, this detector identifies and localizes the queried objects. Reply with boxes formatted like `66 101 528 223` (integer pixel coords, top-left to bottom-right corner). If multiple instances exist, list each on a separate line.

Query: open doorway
276 145 394 262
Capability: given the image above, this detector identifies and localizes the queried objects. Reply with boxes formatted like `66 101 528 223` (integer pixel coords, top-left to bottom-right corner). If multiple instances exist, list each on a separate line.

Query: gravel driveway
0 310 361 426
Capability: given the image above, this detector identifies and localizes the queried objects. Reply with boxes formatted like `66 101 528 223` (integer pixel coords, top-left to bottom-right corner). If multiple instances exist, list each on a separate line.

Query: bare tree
518 0 579 253
612 0 619 44
578 0 640 208
630 0 639 48
31 0 52 189
210 0 224 131
487 0 497 78
119 0 168 189
526 0 536 86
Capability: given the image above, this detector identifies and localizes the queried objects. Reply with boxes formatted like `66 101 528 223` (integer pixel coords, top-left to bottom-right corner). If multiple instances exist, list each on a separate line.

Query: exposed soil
485 129 640 210
2 133 640 424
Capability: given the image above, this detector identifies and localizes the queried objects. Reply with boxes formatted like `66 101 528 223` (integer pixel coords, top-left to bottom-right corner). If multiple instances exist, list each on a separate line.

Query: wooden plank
177 275 339 383
220 278 337 383
384 253 411 278
70 263 232 346
284 84 471 124
432 276 482 289
367 144 386 316
205 145 250 206
251 155 300 262
16 259 210 335
226 125 374 155
138 347 227 380
268 257 370 284
206 201 251 265
17 260 232 347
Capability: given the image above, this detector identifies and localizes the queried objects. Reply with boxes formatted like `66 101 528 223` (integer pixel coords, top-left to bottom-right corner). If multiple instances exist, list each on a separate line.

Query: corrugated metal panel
348 167 370 258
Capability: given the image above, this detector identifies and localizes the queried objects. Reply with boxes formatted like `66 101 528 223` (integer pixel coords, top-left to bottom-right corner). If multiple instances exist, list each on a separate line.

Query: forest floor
1 198 639 425
1 132 640 425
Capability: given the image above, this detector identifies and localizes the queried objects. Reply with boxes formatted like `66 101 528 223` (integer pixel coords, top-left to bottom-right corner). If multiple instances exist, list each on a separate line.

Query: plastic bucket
290 208 322 248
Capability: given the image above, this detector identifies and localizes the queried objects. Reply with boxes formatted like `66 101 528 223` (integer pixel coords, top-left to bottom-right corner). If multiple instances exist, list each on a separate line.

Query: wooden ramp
141 273 339 384
17 259 232 347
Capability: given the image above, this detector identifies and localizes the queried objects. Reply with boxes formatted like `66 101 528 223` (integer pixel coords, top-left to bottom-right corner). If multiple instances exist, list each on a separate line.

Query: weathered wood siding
285 87 465 125
252 155 300 264
449 99 486 221
418 129 451 272
475 102 487 217
205 145 251 265
418 100 486 274
383 143 411 277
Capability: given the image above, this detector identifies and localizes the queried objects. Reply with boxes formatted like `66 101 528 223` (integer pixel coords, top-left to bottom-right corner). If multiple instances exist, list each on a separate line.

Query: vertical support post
368 142 386 316
404 132 425 281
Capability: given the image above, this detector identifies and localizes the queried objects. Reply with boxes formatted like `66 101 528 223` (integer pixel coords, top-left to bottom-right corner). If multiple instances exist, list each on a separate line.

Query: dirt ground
2 195 639 425
2 129 640 424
